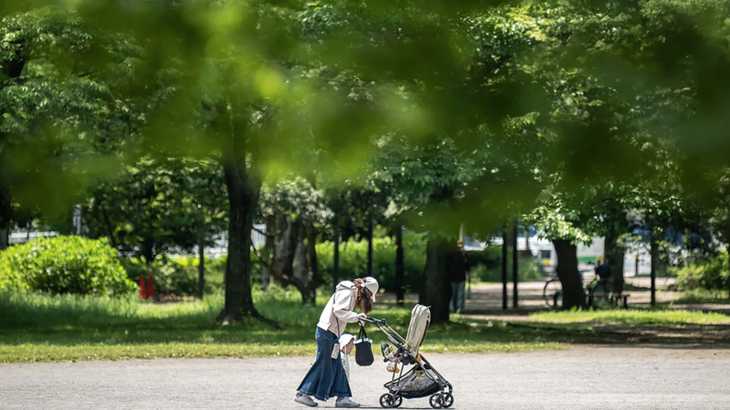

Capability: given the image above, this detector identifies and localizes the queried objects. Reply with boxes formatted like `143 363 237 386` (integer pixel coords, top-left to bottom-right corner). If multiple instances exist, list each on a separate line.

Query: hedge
316 233 427 293
673 252 729 291
0 236 136 296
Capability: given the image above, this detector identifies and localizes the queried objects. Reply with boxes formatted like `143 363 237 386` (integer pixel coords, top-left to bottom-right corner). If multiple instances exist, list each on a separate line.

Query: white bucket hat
363 276 379 301
339 333 356 347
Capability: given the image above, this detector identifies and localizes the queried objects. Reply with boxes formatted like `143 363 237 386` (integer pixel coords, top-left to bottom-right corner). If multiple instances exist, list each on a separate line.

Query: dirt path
2 347 729 410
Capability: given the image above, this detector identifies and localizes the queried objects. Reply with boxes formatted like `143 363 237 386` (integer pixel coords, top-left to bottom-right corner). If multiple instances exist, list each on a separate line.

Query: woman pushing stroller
294 277 379 408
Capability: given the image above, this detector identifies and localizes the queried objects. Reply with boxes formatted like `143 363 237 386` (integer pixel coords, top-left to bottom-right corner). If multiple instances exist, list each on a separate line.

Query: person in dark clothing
449 241 469 313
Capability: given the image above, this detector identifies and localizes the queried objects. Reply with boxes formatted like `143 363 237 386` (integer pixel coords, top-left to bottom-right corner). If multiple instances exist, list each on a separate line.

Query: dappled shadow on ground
488 319 730 345
593 343 730 352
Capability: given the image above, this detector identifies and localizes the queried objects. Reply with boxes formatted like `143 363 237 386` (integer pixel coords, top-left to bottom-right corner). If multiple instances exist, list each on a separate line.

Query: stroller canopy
405 305 431 356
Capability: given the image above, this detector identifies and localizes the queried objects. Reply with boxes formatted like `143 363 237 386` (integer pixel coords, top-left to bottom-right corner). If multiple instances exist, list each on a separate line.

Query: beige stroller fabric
405 304 431 356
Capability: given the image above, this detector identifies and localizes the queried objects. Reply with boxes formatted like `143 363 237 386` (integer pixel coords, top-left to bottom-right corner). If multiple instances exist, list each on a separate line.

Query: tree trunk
0 53 24 253
502 229 508 310
301 173 319 304
727 242 730 300
293 225 317 305
101 209 118 248
141 236 155 266
650 229 659 307
512 223 518 308
267 217 313 303
218 161 262 324
271 214 297 285
419 236 451 323
333 225 340 292
198 233 205 300
395 225 405 306
520 227 533 258
605 233 625 295
293 232 311 302
367 214 373 277
304 223 319 306
0 226 7 251
552 239 585 309
261 216 275 290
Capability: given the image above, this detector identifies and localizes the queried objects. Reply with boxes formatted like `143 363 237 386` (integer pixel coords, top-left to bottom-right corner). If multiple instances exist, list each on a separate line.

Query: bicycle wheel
589 281 612 309
543 278 563 309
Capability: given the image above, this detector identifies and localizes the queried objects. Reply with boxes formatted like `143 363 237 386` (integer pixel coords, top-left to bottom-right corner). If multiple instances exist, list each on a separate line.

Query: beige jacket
317 281 360 336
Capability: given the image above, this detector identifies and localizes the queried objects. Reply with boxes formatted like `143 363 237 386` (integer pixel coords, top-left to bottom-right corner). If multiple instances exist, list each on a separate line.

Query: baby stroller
362 305 453 409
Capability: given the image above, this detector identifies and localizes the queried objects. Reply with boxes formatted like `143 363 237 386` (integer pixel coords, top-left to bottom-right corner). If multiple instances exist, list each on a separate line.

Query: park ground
2 346 729 409
2 278 730 409
1 276 730 363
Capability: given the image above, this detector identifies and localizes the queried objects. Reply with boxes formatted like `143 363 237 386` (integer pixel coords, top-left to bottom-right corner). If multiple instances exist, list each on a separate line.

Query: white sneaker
335 397 361 408
295 393 318 407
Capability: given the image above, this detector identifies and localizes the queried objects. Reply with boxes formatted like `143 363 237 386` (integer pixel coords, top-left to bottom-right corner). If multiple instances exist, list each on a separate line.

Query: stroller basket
383 363 441 398
362 305 454 409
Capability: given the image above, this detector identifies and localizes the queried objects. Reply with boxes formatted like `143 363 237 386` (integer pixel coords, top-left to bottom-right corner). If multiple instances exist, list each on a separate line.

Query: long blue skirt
297 327 352 401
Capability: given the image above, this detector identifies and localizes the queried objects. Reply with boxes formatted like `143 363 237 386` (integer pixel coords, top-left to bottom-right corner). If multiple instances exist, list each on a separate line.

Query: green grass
673 289 730 305
10 288 729 364
530 309 730 326
0 289 563 363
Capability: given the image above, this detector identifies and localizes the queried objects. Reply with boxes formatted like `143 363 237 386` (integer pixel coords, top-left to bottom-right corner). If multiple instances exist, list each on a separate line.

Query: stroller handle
360 316 385 325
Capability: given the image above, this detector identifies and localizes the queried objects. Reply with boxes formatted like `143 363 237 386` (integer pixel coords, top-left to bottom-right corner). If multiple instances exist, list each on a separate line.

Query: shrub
0 259 29 292
121 254 250 296
123 257 199 296
124 256 215 296
470 248 543 283
673 252 729 291
316 233 427 292
0 236 136 296
466 247 502 270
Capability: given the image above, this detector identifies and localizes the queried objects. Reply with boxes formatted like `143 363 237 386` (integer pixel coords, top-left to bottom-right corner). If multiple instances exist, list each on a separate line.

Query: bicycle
543 265 624 309
586 265 622 309
542 277 563 309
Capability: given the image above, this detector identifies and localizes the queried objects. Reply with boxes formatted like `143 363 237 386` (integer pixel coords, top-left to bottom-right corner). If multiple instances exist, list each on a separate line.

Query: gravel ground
1 346 729 410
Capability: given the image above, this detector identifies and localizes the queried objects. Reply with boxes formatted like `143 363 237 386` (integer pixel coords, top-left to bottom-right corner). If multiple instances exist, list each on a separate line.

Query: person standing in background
449 241 469 313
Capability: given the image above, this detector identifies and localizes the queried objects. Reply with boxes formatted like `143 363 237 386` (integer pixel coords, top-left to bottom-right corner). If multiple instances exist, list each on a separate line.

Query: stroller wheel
380 393 396 408
393 395 402 408
429 394 443 409
441 393 454 408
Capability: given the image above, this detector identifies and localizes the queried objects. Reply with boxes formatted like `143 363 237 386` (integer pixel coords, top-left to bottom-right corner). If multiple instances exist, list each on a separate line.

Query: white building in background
464 234 652 277
203 223 267 258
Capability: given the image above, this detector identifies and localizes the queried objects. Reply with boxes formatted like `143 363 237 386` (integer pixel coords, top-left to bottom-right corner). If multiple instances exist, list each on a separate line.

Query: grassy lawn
6 288 729 363
0 289 563 363
673 289 730 305
530 309 730 326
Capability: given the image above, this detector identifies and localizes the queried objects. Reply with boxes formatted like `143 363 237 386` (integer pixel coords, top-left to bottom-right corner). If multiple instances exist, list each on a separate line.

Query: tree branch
251 218 289 238
251 239 309 294
250 240 270 268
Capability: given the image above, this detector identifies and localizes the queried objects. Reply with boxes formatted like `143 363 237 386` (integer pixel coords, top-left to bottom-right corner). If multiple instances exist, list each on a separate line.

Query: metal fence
9 230 58 245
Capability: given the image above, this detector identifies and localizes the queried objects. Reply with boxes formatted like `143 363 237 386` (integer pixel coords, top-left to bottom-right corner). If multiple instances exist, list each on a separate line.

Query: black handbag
354 322 374 366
